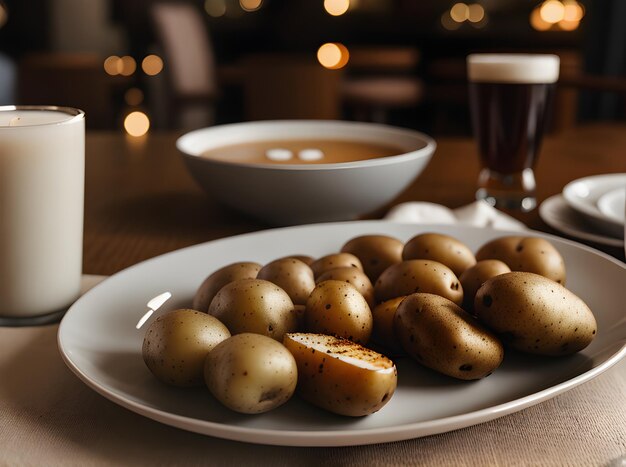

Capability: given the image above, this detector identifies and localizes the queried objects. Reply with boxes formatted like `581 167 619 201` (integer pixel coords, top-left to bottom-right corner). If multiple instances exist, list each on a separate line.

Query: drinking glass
468 54 560 211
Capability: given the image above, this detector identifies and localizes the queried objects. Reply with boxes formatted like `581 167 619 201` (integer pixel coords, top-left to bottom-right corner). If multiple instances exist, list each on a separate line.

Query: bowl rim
176 120 436 171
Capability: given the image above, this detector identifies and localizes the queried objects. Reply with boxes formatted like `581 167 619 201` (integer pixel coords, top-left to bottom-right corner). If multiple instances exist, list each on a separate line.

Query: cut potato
283 333 397 417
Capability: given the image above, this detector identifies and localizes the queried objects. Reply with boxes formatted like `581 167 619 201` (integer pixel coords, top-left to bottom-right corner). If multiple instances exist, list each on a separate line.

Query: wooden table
0 124 624 466
84 124 626 276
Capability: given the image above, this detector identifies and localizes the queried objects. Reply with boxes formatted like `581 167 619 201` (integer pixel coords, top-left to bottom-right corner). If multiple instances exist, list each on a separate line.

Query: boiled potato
475 236 566 284
317 266 375 308
257 258 315 305
374 260 463 306
193 262 261 312
305 280 373 344
283 333 397 417
474 272 596 356
310 253 363 278
205 333 297 414
459 260 511 312
208 278 298 341
341 235 403 282
371 296 406 354
277 254 314 266
402 233 476 277
394 294 504 380
142 309 230 387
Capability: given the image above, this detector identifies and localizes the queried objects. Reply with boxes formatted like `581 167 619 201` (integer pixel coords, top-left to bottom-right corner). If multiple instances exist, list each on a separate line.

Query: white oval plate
562 173 626 238
58 222 626 447
597 187 625 224
539 195 624 248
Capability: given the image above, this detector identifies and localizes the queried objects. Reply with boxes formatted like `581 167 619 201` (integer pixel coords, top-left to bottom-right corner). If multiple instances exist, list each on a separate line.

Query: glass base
476 168 537 212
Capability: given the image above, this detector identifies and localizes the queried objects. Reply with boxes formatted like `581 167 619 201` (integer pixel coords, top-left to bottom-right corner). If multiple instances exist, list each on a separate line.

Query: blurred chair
150 2 217 129
242 54 342 120
342 47 423 123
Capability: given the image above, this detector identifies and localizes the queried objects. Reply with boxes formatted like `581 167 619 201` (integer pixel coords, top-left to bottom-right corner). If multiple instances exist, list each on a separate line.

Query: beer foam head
467 54 560 84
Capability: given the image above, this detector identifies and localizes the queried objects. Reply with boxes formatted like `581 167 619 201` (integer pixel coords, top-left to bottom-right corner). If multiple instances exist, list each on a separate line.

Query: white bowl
177 120 435 225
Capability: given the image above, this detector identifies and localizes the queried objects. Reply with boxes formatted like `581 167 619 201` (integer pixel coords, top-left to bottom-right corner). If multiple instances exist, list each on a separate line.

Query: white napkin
384 200 526 231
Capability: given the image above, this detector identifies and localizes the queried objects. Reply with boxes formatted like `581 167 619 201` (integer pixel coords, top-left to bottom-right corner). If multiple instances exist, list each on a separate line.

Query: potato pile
142 232 597 417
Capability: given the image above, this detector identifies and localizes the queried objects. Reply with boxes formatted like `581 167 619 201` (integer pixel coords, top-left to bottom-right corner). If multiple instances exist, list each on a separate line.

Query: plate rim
562 173 626 229
57 220 626 446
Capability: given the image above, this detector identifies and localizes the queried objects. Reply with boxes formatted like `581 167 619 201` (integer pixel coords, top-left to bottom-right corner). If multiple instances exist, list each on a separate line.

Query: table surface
1 124 625 466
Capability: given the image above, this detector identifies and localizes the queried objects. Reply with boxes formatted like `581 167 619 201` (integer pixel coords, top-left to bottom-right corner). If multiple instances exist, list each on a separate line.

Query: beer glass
468 54 560 211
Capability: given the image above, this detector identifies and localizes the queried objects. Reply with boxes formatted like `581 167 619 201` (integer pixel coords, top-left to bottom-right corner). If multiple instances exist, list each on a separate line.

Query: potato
317 266 375 308
305 280 372 344
475 236 566 284
142 309 230 387
402 233 476 277
374 259 463 306
474 272 597 356
310 253 363 278
341 235 403 282
257 258 315 305
208 278 298 341
193 262 261 312
394 294 504 380
277 254 314 266
283 333 397 417
205 333 297 414
371 296 406 354
459 260 511 312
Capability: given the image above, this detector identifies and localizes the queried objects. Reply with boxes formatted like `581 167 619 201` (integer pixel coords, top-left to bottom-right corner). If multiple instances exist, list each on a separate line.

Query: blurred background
1 0 624 137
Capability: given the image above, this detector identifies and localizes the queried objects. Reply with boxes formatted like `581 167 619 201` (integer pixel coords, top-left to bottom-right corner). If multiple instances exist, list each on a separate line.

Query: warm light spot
142 54 163 76
317 43 349 69
450 3 469 22
103 56 122 75
558 18 580 31
0 4 8 29
530 7 552 31
240 0 262 12
324 0 350 16
205 0 226 17
441 12 461 30
540 0 565 24
563 0 584 21
467 4 485 23
124 111 150 137
124 88 144 106
119 56 136 76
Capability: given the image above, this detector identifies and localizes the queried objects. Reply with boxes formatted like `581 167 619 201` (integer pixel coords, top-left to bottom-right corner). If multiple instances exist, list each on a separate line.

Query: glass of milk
0 106 85 319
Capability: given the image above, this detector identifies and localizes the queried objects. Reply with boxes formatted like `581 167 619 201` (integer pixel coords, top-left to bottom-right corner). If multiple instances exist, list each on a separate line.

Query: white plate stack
539 173 626 248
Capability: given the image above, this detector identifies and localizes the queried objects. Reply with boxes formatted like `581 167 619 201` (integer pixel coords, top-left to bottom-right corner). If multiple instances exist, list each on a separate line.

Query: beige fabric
0 322 624 466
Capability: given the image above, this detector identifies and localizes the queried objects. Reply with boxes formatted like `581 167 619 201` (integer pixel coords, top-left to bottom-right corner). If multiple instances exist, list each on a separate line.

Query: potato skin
394 294 504 380
205 333 297 414
341 235 404 282
305 280 373 344
459 260 511 312
283 333 397 417
317 266 375 308
374 260 463 306
371 296 407 354
310 253 363 279
474 272 597 356
257 258 315 305
475 236 566 285
208 278 298 341
402 233 476 277
193 262 261 312
142 309 231 387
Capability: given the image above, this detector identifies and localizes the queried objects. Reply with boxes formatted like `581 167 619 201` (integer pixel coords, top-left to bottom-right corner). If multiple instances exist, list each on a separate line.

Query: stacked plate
539 173 626 248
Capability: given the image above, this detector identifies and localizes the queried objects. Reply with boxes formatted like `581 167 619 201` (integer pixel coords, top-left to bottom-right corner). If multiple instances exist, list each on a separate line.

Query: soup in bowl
177 120 435 225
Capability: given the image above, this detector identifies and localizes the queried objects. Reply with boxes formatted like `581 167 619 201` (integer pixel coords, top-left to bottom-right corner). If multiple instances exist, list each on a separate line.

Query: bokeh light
317 43 350 69
119 56 137 76
0 3 8 29
324 0 350 16
530 7 551 31
467 4 484 23
441 11 461 30
540 0 565 24
563 0 584 21
103 56 122 75
205 0 226 17
450 3 469 22
124 88 144 106
124 111 150 137
240 0 262 12
142 54 163 76
558 19 579 30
